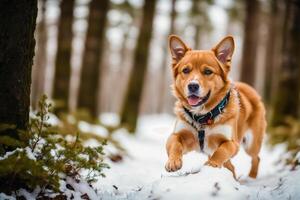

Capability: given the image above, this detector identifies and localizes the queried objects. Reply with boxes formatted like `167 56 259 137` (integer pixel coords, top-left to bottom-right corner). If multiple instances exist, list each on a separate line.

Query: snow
25 147 37 161
0 193 15 200
17 189 36 200
296 152 300 162
0 147 36 161
48 113 60 126
65 177 98 200
2 114 299 200
0 148 19 161
78 121 109 137
100 112 120 127
92 114 300 200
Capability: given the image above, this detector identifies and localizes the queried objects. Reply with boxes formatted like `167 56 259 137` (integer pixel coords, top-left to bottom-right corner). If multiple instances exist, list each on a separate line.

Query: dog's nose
188 83 199 93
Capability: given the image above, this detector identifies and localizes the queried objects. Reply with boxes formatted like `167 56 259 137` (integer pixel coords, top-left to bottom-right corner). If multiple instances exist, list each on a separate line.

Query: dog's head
169 35 235 112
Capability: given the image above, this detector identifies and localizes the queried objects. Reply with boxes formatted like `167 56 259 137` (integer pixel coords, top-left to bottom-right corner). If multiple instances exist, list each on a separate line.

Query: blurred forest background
31 0 300 144
0 0 300 197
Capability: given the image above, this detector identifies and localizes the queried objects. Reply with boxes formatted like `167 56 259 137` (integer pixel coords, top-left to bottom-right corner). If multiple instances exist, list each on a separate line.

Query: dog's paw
165 158 182 172
204 159 222 168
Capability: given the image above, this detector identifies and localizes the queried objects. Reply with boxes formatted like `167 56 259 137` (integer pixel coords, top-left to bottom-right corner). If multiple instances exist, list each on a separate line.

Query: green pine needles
0 95 109 197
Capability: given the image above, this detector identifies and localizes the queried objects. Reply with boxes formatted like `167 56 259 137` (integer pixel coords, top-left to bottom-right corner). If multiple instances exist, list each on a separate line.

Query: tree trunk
0 0 37 146
115 12 137 114
77 0 109 118
31 0 47 109
157 0 177 113
53 0 75 114
240 0 260 86
168 0 177 39
192 0 201 50
120 0 157 132
271 0 300 126
263 0 284 104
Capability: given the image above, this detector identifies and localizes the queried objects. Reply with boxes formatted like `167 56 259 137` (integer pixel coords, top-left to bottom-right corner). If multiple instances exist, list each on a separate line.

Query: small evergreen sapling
0 95 109 198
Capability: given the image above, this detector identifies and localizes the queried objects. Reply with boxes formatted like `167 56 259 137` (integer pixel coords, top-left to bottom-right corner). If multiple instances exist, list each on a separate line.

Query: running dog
165 35 266 179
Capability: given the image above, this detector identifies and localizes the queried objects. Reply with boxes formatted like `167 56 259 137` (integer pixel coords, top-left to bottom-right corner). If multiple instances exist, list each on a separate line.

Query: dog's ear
212 36 235 67
169 35 190 64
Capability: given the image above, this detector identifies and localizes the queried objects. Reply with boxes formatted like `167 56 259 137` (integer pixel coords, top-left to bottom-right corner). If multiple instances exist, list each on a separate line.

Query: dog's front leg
165 129 197 172
205 140 238 168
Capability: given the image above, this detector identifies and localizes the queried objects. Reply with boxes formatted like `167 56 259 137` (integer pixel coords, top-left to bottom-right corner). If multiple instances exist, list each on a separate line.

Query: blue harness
183 90 231 151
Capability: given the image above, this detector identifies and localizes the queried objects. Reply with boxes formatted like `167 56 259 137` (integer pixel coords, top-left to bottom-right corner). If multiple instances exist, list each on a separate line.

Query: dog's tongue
187 96 201 106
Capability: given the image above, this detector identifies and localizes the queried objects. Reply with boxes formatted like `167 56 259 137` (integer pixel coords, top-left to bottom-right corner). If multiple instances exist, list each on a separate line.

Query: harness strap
183 90 231 152
198 130 205 151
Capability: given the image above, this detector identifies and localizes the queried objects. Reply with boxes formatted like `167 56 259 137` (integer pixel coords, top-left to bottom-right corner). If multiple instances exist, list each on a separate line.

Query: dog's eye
182 67 190 74
203 69 213 75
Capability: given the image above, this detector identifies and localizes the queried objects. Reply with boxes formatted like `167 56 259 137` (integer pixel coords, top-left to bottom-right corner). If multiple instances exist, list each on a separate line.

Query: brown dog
165 35 266 179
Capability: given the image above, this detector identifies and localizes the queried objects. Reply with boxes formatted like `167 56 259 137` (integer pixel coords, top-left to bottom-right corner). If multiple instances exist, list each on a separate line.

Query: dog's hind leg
249 156 260 178
244 132 263 178
223 159 237 180
244 111 266 178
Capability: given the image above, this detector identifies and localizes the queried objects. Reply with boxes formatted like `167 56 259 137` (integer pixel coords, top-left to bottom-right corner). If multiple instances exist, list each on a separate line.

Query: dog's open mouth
187 91 211 107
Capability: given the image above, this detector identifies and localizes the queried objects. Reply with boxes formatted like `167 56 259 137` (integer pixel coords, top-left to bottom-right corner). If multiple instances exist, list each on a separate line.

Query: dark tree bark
120 0 157 132
31 0 47 109
115 3 137 114
271 0 300 126
191 0 212 50
263 0 284 104
157 0 177 113
0 0 37 142
168 0 176 41
53 0 75 113
192 0 201 50
78 0 109 118
240 0 260 86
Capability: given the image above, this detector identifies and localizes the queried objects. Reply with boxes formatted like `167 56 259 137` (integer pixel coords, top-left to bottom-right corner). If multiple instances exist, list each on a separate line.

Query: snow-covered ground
93 114 300 200
1 114 299 200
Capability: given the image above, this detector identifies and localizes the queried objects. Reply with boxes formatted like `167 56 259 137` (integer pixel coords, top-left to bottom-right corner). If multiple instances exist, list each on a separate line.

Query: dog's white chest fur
205 125 232 139
174 120 233 155
203 125 233 155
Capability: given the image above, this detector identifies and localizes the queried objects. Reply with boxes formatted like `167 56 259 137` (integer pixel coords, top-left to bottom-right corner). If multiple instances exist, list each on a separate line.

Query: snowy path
94 115 300 200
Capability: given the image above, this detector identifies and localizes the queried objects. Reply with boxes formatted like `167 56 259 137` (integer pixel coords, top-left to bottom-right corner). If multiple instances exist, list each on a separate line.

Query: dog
165 35 266 179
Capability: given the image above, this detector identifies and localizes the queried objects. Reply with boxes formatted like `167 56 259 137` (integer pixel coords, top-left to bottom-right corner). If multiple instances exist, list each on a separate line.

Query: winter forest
0 0 300 199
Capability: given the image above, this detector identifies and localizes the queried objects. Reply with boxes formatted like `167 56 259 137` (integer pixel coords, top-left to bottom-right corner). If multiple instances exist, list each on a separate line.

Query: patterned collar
183 90 231 128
